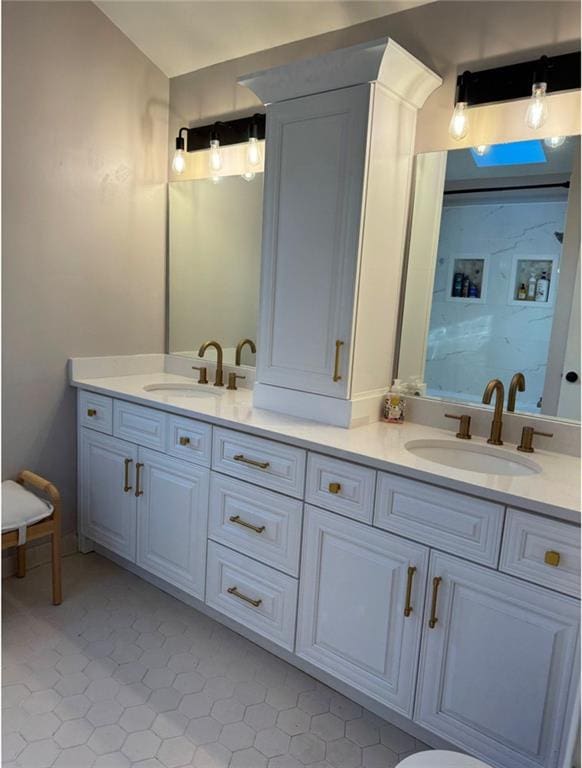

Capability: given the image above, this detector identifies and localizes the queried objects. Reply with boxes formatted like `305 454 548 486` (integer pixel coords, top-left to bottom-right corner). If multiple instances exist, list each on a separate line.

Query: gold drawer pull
544 550 561 567
179 436 191 446
227 586 262 608
233 454 270 470
135 463 144 497
404 565 416 618
328 482 341 494
87 408 97 417
333 340 344 382
123 458 133 493
428 576 442 629
229 515 266 534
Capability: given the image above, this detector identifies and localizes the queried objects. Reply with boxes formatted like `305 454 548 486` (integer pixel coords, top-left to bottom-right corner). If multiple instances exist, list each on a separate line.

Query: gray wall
2 1 169 535
169 0 579 163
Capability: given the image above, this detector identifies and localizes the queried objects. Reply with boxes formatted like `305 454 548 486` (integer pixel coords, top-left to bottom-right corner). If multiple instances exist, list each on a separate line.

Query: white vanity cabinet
415 552 580 768
297 506 429 717
242 39 442 426
79 429 138 561
77 389 580 768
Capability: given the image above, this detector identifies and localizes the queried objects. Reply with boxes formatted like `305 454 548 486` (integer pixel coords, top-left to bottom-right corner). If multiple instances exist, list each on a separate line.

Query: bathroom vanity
71 359 581 768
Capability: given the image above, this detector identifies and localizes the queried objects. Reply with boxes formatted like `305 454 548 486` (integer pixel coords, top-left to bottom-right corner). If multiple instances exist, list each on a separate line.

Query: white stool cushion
2 480 53 544
397 751 492 768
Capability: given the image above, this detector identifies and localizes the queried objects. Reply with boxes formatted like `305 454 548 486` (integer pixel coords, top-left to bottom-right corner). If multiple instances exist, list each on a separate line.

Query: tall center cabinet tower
240 39 441 427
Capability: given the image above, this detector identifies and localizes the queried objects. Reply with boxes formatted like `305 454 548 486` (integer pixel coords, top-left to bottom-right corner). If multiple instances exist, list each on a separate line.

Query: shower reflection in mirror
398 136 580 422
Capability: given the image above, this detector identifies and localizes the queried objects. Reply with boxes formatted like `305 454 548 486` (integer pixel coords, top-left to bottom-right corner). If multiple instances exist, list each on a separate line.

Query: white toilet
397 751 493 768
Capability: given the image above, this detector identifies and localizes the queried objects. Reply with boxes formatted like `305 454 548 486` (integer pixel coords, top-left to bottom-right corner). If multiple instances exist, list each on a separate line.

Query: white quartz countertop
71 371 581 523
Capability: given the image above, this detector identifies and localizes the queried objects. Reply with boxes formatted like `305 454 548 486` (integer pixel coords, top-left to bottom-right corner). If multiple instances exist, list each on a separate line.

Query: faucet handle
445 413 472 440
517 426 553 453
227 373 246 391
192 366 208 385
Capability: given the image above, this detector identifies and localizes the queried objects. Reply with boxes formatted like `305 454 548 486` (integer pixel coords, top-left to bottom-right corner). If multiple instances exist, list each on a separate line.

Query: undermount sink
143 383 223 398
405 439 541 476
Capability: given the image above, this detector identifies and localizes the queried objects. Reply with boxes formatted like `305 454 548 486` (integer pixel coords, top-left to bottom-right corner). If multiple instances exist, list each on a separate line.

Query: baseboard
2 531 78 579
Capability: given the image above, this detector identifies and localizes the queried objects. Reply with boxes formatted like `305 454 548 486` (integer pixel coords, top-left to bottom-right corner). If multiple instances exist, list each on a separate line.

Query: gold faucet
235 338 256 366
508 372 526 412
198 340 224 387
482 379 505 445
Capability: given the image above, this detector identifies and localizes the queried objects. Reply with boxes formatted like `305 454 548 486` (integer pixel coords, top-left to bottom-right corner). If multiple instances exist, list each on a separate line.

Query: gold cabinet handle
135 463 144 497
179 436 191 446
87 408 97 417
233 454 270 470
328 482 341 494
229 515 266 534
428 576 442 629
227 586 262 608
404 566 416 617
123 458 133 493
333 340 344 382
544 550 561 567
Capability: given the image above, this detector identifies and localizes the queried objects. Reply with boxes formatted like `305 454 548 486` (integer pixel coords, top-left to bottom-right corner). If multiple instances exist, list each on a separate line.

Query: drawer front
166 415 212 467
208 474 302 576
206 541 298 650
212 427 306 498
500 509 581 597
305 453 375 523
113 401 166 451
374 473 504 567
79 391 113 434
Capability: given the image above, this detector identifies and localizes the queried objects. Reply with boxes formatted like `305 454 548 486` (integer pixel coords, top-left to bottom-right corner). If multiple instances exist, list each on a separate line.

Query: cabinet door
136 448 209 600
296 506 428 716
415 552 580 768
258 85 370 397
79 429 137 560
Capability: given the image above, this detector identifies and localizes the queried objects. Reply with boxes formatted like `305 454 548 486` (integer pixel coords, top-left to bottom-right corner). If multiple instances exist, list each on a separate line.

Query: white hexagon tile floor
2 553 431 768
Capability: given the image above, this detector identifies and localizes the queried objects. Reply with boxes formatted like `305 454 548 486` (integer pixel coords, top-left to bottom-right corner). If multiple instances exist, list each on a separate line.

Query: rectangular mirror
398 136 580 422
168 175 263 366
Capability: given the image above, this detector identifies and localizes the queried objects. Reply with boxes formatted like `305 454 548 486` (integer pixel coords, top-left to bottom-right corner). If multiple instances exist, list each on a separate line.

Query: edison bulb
449 102 469 141
544 136 565 149
172 148 186 174
209 139 222 172
475 144 490 156
525 83 548 130
246 137 261 167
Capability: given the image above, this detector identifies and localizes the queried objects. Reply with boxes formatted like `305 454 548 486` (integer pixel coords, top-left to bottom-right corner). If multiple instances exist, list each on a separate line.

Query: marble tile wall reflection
426 200 567 412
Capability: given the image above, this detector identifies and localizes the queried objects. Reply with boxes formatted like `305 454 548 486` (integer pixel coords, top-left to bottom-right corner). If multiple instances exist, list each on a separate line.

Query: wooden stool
2 470 62 605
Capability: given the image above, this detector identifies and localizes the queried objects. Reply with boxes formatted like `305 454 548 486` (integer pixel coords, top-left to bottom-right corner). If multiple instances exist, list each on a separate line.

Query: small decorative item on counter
517 283 527 300
527 272 537 300
468 283 478 298
382 382 406 423
535 271 550 302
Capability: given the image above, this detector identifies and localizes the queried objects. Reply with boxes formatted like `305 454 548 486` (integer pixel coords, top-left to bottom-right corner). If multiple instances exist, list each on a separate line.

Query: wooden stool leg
51 531 62 606
16 545 26 578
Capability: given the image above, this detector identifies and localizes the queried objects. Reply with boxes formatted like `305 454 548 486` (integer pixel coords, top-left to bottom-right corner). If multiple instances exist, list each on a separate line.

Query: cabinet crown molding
239 37 442 108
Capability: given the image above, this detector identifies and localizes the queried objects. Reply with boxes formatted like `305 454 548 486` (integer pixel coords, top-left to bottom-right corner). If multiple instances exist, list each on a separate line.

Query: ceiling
94 0 434 78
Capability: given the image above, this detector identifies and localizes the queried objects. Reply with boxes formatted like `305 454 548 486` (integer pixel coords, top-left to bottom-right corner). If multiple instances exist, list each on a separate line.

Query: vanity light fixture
170 114 266 176
448 52 579 143
449 70 471 141
544 135 566 149
172 127 188 174
525 56 549 130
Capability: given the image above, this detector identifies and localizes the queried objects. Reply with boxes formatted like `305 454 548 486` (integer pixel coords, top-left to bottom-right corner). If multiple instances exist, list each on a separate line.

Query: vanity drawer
374 473 504 567
208 474 302 576
500 509 581 597
113 400 166 451
305 453 375 523
206 541 298 650
212 427 306 498
166 415 211 467
79 391 113 434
